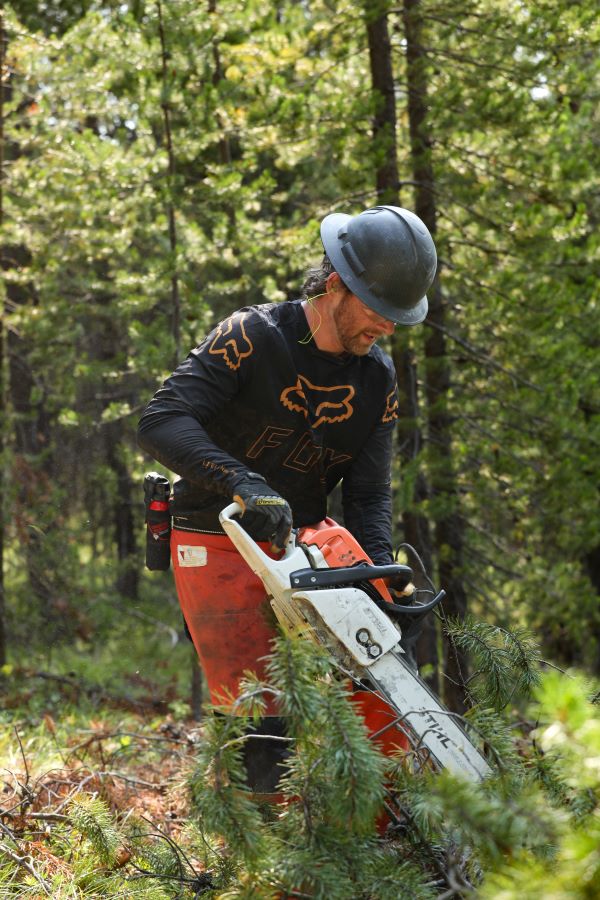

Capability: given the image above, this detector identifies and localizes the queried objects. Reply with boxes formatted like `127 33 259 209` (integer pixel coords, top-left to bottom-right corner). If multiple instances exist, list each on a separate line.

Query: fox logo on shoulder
382 386 399 423
280 376 355 428
208 314 254 371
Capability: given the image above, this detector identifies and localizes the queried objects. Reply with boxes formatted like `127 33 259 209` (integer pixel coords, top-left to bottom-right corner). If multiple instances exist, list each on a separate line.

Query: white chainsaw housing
292 587 402 666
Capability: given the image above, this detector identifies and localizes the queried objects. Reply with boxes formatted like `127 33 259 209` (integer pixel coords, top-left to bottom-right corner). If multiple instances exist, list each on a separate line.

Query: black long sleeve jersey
137 300 399 564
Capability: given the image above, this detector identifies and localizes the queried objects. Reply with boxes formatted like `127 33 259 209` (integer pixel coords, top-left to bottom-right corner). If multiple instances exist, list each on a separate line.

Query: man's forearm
137 412 250 495
342 482 393 565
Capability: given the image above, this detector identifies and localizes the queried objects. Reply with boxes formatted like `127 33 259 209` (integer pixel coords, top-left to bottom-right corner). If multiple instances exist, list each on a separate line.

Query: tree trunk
364 2 438 685
74 272 139 603
156 0 181 365
105 424 139 601
0 10 6 666
208 0 232 168
392 341 438 688
365 5 399 207
403 0 468 710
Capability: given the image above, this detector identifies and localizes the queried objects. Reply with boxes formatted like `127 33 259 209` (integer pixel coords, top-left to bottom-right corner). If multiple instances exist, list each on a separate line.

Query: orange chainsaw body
297 517 394 604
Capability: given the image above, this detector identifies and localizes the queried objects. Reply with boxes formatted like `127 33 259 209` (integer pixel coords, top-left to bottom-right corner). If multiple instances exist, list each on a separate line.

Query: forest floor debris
0 696 218 898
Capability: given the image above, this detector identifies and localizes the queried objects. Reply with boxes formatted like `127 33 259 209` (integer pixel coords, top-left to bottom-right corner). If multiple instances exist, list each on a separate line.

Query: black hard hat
320 205 437 325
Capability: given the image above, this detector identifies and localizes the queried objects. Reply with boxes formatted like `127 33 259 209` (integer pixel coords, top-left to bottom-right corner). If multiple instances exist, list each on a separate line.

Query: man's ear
325 271 342 294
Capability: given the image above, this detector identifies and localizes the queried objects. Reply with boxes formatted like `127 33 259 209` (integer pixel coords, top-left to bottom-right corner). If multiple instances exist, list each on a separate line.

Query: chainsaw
219 503 491 782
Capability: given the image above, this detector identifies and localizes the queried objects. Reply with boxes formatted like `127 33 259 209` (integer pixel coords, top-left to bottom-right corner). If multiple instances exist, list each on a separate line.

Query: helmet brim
320 212 429 326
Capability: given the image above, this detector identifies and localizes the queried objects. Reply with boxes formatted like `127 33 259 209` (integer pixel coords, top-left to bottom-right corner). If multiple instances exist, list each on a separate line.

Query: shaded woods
1 0 597 692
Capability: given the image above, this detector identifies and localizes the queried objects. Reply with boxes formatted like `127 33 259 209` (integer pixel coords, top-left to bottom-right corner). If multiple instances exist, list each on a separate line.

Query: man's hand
233 474 293 551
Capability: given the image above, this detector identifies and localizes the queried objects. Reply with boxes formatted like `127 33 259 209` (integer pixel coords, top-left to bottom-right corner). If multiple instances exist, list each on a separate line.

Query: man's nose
378 317 396 335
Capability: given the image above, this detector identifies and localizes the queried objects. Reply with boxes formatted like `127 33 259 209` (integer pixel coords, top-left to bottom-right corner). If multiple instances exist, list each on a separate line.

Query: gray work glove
233 474 293 551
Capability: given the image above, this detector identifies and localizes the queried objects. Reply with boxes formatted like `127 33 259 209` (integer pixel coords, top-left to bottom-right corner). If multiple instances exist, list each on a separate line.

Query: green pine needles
190 636 426 898
69 794 122 866
444 616 542 709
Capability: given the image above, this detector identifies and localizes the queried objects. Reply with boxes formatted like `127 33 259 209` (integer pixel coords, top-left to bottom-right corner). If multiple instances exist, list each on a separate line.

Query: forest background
0 0 598 897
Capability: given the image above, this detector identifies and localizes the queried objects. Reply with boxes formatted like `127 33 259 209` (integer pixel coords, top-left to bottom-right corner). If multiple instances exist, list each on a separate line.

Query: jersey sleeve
341 374 398 564
137 309 266 495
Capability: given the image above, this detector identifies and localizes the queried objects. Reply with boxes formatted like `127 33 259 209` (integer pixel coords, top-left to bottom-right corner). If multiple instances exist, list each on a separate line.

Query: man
138 204 436 792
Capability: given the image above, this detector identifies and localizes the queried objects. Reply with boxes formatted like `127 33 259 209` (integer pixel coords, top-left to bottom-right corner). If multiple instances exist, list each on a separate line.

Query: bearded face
332 291 396 356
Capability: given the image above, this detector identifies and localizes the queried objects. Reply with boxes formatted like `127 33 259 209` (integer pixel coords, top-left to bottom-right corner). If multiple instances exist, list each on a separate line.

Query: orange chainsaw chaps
351 689 410 837
350 689 409 755
297 518 394 604
171 528 282 716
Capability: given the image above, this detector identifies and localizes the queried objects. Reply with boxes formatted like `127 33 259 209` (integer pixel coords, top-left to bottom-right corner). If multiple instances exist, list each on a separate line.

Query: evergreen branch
418 10 581 55
316 684 386 831
127 816 214 891
0 839 52 894
139 819 198 879
69 794 122 865
444 617 542 709
416 44 529 78
539 659 570 676
190 714 269 864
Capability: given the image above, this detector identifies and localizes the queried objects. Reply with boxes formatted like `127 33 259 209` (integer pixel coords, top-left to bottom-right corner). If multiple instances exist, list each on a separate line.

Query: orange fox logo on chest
280 376 355 429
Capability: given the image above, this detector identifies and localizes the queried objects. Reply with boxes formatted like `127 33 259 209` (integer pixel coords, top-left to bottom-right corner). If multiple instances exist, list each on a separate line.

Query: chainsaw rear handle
221 501 243 519
220 501 296 556
219 501 305 602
